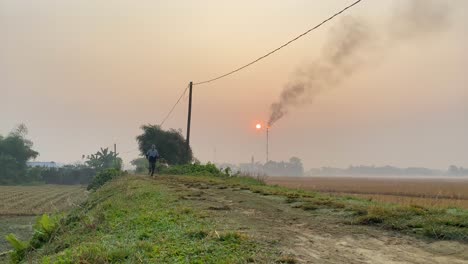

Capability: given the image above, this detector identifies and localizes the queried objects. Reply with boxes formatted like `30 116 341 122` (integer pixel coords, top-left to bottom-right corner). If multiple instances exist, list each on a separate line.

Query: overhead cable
193 0 363 86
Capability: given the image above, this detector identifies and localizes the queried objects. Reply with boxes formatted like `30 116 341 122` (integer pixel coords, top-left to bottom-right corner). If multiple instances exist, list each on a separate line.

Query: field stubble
0 185 87 254
0 185 87 216
266 176 468 209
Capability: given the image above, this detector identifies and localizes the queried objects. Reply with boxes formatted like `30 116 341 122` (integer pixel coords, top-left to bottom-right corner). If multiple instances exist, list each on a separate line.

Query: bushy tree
136 125 192 165
85 147 122 171
0 124 39 184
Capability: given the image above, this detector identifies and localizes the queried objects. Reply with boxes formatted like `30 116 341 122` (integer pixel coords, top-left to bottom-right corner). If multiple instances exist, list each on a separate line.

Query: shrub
30 214 60 248
87 169 121 191
5 234 28 263
161 163 226 176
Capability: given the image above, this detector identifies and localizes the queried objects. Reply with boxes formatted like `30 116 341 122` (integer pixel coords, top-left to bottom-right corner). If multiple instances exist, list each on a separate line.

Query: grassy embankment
18 173 468 263
25 176 276 263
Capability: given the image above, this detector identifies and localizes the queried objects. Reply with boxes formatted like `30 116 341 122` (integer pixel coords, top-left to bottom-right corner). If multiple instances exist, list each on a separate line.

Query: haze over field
1 0 467 169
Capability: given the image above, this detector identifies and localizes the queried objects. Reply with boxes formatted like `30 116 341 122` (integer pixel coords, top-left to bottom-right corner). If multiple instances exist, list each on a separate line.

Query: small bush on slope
87 169 121 191
161 163 227 177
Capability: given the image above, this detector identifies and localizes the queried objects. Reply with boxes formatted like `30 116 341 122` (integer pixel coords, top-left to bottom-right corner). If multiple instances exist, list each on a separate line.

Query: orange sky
1 0 467 169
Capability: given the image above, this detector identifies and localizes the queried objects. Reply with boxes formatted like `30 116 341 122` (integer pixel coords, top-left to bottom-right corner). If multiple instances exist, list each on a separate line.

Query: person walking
146 144 160 177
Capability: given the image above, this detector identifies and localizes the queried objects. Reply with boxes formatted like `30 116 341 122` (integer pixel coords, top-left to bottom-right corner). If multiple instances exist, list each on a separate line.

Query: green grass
16 174 468 263
173 175 468 242
26 176 268 263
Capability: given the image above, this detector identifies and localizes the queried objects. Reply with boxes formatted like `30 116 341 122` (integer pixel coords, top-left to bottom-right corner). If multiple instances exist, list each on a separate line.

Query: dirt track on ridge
162 177 468 264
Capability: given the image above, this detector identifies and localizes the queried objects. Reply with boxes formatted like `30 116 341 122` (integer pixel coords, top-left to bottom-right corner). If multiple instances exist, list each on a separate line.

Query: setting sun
256 123 262 130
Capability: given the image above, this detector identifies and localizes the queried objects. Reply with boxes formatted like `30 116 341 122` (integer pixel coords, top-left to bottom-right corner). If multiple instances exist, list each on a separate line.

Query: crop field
266 176 468 209
0 185 87 254
0 185 87 216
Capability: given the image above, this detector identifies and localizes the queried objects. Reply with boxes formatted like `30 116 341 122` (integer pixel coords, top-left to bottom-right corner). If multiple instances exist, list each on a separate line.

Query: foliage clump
85 147 122 171
0 124 39 184
136 124 192 165
87 169 122 191
5 234 28 263
161 162 228 177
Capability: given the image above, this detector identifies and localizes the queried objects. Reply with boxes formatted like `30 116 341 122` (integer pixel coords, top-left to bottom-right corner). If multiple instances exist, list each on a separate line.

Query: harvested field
266 176 468 209
0 185 87 216
0 185 88 254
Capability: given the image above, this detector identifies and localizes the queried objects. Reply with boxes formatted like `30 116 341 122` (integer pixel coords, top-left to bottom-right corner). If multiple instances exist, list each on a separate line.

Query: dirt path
162 177 468 264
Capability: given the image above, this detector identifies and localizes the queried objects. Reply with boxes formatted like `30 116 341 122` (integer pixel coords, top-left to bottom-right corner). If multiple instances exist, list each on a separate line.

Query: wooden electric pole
113 143 117 167
266 127 269 163
186 81 193 162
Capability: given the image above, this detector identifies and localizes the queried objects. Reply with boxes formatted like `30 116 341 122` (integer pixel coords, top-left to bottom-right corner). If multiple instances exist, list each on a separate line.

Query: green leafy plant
85 148 122 171
5 214 61 263
30 214 60 248
38 214 55 234
5 234 28 263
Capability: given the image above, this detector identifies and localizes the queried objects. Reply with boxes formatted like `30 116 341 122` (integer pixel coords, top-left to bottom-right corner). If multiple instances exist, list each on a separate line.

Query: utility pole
266 127 269 163
213 147 217 164
186 81 193 162
114 143 117 167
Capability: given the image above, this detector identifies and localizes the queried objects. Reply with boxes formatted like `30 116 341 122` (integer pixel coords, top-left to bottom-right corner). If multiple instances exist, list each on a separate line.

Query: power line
156 0 362 137
159 84 190 127
120 147 139 154
193 0 363 86
119 84 189 156
118 84 189 155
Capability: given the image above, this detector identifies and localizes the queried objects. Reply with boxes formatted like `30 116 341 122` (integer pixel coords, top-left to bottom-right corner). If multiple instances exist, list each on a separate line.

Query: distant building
27 161 60 168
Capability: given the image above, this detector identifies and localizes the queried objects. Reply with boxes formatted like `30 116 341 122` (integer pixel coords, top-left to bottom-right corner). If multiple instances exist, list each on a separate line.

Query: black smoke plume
268 0 451 126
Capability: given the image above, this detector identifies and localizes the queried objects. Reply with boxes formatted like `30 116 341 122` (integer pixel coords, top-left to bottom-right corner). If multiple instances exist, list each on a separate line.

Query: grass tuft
218 232 246 243
187 230 209 240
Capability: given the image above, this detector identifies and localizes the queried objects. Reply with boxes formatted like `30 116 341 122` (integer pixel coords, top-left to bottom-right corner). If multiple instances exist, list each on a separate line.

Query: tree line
217 157 305 177
306 165 468 177
1 124 193 185
0 125 123 185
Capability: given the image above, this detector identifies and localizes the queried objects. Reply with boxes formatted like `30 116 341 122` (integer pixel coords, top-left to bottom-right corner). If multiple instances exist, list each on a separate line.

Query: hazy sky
1 0 467 169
